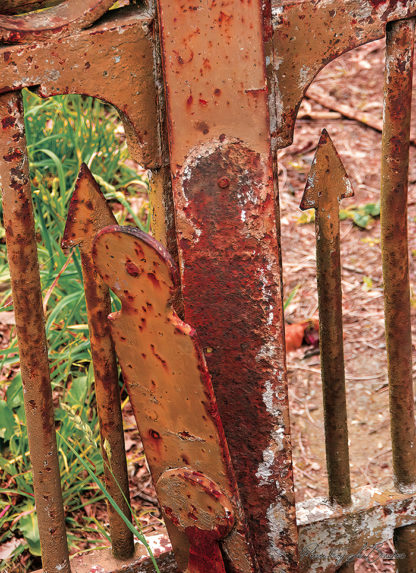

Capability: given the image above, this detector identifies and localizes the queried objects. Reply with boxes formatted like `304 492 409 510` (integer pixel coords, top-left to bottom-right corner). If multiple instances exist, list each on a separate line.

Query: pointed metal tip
61 163 116 252
300 129 354 211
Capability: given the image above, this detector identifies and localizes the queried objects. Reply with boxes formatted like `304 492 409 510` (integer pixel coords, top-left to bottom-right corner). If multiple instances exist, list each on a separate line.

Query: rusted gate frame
1 1 416 573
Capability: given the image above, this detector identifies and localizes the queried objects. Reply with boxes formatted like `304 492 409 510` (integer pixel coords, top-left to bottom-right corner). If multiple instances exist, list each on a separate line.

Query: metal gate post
156 1 299 570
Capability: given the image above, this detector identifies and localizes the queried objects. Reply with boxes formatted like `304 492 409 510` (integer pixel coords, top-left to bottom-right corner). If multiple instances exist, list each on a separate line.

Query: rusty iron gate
2 1 416 572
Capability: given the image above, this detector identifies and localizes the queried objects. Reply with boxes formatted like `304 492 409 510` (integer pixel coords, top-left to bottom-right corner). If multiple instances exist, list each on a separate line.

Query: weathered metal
155 0 298 569
92 225 255 572
34 532 177 573
381 15 416 495
62 164 134 560
157 468 234 573
297 486 416 572
0 90 70 573
0 0 115 44
1 0 62 15
0 6 160 169
272 0 416 149
380 17 416 571
300 129 353 507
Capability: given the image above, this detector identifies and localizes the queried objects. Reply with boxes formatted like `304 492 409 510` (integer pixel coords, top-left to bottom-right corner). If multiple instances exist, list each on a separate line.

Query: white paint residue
256 447 275 485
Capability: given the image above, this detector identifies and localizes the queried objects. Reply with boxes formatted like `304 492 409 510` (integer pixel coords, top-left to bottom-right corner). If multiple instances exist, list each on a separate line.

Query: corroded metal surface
1 0 62 15
0 0 115 44
381 16 416 494
297 486 416 572
35 534 177 573
93 225 255 572
157 468 234 573
272 0 416 149
62 165 134 559
380 18 416 571
156 0 298 569
394 524 416 573
0 7 159 169
0 90 70 573
300 130 353 507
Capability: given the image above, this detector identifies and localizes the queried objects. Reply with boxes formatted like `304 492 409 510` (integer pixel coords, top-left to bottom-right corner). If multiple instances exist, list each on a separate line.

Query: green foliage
297 201 380 229
0 90 150 571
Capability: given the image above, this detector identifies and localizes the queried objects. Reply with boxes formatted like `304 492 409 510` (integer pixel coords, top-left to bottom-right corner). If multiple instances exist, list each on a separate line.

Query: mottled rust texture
381 18 416 492
272 0 416 149
0 7 160 169
381 18 416 572
297 486 416 573
62 165 134 559
0 0 114 44
300 130 353 507
157 469 234 573
0 0 62 14
156 0 298 569
93 226 255 572
0 91 70 573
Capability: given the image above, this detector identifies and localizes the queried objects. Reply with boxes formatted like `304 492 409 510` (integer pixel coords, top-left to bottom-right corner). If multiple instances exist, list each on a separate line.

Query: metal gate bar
62 165 134 560
381 17 416 572
0 90 70 573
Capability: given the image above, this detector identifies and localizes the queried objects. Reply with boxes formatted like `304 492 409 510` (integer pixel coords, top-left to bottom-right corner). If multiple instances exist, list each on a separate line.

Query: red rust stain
147 272 160 288
3 149 22 162
125 260 141 277
2 116 16 129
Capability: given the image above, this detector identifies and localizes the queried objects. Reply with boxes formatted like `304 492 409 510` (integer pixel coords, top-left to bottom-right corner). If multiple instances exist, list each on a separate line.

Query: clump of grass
0 90 150 572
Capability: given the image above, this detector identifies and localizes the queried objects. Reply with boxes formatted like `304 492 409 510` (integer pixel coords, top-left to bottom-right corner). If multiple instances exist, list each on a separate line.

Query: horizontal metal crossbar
297 486 416 572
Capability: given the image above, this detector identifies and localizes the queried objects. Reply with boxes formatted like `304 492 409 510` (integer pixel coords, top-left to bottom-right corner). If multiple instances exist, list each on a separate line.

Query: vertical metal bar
300 129 353 507
381 18 416 571
155 0 299 569
62 165 134 559
0 91 70 573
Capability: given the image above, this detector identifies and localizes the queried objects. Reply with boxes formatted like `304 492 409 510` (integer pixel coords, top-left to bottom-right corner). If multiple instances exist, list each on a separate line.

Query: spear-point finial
300 128 354 211
62 163 116 251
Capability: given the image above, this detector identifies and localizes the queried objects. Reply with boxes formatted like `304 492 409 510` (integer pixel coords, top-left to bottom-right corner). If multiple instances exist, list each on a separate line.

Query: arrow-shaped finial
300 129 354 211
62 163 116 251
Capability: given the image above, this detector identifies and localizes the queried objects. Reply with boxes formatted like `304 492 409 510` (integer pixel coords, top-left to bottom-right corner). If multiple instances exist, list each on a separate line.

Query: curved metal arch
0 0 115 44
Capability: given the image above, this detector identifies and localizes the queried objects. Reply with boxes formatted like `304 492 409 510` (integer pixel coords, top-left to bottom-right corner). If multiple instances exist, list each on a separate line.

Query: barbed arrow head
300 129 354 211
62 163 116 251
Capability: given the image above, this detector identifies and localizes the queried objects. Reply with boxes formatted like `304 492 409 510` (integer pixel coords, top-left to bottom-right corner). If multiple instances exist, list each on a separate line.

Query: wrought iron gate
1 1 416 572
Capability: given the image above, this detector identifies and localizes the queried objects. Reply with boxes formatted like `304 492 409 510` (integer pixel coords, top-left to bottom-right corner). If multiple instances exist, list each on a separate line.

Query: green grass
0 90 151 572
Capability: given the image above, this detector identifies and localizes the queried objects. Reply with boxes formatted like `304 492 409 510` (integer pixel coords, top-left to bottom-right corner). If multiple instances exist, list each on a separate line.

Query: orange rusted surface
0 6 159 169
272 0 416 148
62 165 134 559
1 0 62 14
301 129 353 507
0 0 114 44
0 90 70 573
157 469 234 573
156 0 298 569
92 226 255 572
